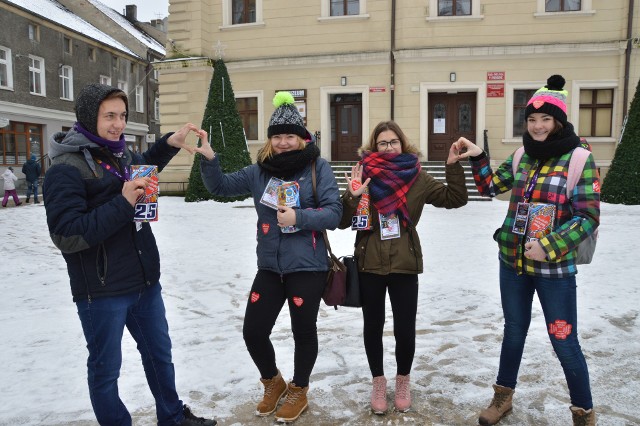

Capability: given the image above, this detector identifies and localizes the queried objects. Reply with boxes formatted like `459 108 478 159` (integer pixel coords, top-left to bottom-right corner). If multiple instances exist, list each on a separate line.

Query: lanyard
523 162 542 203
95 158 130 182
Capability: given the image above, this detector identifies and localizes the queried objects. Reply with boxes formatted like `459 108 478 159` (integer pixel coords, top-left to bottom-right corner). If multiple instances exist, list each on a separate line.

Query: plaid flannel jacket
470 149 600 277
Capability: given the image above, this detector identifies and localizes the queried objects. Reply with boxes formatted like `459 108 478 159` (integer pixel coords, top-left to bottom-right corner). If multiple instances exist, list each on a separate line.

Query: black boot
34 198 40 204
180 405 216 426
26 196 30 204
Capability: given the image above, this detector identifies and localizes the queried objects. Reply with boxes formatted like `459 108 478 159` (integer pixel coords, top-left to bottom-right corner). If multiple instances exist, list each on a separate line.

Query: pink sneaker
370 375 387 414
394 374 411 412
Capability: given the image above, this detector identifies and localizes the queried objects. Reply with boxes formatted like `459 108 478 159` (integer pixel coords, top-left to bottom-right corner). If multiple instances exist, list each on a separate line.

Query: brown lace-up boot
478 384 514 425
570 406 596 426
274 382 309 423
256 370 287 416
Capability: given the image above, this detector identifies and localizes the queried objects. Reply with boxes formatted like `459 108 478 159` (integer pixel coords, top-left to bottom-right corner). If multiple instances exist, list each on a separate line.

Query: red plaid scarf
361 151 421 226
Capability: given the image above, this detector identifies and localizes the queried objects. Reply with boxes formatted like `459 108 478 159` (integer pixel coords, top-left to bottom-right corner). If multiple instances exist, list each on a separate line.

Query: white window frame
28 55 46 96
117 80 128 95
59 65 73 101
319 0 369 21
221 0 264 28
235 90 264 144
135 85 144 113
571 80 618 144
503 81 544 142
535 0 594 17
426 0 483 21
100 75 111 86
0 46 14 90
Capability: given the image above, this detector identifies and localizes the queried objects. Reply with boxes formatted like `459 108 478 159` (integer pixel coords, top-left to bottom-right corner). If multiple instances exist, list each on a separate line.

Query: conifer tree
601 77 640 205
185 59 252 202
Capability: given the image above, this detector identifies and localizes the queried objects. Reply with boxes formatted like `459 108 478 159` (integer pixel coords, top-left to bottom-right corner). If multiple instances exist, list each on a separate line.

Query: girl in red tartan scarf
338 120 468 415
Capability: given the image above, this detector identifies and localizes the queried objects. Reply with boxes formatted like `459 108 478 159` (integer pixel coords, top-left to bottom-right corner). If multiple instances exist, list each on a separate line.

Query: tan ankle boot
570 406 596 426
478 384 514 425
274 382 308 423
370 376 387 414
256 370 287 416
394 374 411 412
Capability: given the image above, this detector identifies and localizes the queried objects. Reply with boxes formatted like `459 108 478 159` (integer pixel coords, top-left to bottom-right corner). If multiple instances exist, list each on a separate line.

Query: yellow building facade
155 0 640 184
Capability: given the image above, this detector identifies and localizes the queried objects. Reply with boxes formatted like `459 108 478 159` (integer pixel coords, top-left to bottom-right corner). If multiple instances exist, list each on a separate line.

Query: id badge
379 213 401 240
512 202 530 235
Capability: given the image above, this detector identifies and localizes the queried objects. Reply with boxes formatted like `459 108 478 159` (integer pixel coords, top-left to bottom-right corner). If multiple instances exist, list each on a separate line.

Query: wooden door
428 92 476 161
331 94 362 161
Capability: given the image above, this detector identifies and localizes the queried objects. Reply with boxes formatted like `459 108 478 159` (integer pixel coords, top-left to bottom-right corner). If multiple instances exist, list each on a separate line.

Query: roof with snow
4 0 139 58
87 0 166 56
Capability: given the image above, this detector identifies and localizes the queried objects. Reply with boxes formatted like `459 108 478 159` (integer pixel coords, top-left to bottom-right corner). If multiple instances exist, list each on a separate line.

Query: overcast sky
107 0 169 22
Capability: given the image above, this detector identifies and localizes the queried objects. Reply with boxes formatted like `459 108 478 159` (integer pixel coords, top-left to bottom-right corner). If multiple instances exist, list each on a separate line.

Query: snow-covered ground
1 197 638 425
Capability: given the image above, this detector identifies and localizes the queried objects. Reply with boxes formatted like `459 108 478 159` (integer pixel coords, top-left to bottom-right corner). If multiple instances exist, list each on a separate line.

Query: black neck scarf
258 143 320 179
522 122 581 161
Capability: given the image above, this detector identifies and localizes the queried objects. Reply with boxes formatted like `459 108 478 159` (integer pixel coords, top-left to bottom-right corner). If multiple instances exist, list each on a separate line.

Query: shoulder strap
311 160 337 256
566 147 591 198
511 146 525 176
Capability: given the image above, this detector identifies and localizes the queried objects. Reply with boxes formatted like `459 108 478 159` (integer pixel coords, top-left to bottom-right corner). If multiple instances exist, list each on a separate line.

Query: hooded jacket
22 156 42 183
2 169 18 191
44 129 179 302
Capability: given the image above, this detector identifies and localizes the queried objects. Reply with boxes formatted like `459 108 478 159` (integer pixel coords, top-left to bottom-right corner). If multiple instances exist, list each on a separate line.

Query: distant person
43 83 216 426
2 166 22 207
196 91 342 423
22 154 41 204
338 120 468 414
453 75 599 426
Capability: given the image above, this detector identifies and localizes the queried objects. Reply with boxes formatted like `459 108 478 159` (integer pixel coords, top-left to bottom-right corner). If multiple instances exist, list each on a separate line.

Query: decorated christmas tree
601 77 640 205
185 59 252 202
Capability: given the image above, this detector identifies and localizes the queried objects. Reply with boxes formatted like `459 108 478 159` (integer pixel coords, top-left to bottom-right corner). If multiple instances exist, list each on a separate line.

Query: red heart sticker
532 100 545 109
261 223 270 234
292 296 304 307
250 292 260 303
351 180 362 191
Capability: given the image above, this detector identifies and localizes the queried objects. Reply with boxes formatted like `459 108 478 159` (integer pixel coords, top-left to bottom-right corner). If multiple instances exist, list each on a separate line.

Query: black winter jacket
44 129 179 302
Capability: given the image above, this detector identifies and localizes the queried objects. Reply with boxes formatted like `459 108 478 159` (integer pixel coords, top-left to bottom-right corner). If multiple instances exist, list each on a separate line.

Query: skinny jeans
360 272 418 377
243 270 326 388
496 262 593 409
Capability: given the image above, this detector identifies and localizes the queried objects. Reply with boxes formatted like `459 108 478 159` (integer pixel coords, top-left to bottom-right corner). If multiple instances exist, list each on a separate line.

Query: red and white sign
369 87 386 93
487 72 505 81
487 83 505 98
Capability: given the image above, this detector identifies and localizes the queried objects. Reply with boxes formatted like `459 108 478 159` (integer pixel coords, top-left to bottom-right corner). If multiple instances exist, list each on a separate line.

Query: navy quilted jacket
44 129 179 302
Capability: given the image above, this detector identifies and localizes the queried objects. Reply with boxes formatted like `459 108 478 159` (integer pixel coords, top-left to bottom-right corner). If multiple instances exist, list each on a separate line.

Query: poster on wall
434 118 446 133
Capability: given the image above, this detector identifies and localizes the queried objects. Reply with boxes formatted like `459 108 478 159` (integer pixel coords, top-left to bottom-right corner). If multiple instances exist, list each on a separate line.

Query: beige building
156 0 639 184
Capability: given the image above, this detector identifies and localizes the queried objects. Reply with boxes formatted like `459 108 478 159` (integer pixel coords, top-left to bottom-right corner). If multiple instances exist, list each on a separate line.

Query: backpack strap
566 147 591 199
511 146 525 176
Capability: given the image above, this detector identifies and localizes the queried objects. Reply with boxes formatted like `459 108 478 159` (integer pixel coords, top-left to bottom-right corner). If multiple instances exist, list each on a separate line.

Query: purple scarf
74 122 126 157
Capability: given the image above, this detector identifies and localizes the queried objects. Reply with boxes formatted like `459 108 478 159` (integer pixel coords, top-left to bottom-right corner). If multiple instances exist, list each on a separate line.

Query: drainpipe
623 0 635 117
390 0 396 120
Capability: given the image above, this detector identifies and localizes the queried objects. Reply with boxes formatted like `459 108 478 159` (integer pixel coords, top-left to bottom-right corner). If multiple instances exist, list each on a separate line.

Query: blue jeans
496 262 592 409
76 284 184 425
26 180 38 201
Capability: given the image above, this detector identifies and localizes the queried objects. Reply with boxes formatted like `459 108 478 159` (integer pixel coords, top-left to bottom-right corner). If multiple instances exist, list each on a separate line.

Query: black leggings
243 270 326 387
360 272 419 377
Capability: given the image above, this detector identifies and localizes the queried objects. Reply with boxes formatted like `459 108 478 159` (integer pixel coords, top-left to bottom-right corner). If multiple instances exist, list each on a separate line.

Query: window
545 0 580 12
512 89 537 137
0 46 13 90
222 0 263 26
579 89 613 137
154 94 160 121
427 0 480 20
28 24 40 42
232 0 256 24
59 65 73 100
100 75 111 86
28 55 45 96
88 47 96 61
63 37 72 54
0 123 42 166
117 80 128 94
331 0 359 16
113 56 119 69
236 97 258 140
438 0 471 16
153 69 159 80
135 85 144 113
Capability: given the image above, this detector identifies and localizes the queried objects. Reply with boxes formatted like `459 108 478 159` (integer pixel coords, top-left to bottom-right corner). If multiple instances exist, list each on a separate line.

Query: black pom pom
546 75 565 91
